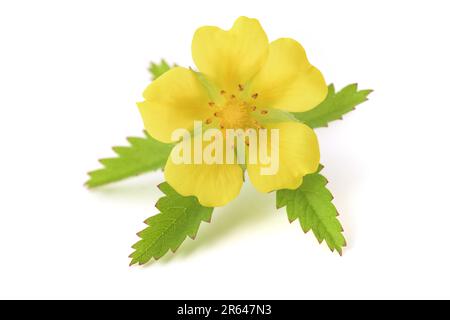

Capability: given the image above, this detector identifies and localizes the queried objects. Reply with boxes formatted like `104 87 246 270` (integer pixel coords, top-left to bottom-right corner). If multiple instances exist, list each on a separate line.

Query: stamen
210 90 261 131
260 110 268 115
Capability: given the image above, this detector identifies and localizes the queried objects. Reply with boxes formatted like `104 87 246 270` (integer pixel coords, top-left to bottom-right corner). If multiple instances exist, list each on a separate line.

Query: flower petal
164 137 244 207
192 16 269 92
137 67 211 143
247 122 320 193
248 38 328 112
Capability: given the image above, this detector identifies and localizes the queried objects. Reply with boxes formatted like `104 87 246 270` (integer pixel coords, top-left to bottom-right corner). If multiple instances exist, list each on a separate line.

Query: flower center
205 85 266 130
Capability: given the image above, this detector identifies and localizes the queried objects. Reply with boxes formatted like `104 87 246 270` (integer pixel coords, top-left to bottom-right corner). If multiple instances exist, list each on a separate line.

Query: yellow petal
164 137 244 207
247 122 320 193
192 16 269 92
248 38 328 112
137 67 211 143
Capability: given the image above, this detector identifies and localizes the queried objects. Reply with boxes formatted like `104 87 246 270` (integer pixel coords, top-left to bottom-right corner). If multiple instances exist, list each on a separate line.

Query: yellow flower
138 17 327 207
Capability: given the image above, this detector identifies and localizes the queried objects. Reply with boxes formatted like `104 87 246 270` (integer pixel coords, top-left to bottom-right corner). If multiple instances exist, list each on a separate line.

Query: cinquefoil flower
138 17 327 207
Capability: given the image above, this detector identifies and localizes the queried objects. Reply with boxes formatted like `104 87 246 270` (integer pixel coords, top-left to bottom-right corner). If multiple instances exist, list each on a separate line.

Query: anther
213 112 219 117
220 90 226 95
254 120 262 128
251 106 257 111
252 93 258 99
208 102 215 107
230 94 236 99
205 118 212 124
238 84 244 91
260 110 268 115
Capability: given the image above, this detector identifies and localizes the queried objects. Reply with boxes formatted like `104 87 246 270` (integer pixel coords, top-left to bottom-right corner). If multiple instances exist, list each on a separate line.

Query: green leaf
130 182 213 265
148 59 174 80
86 131 173 188
276 167 346 255
292 83 372 128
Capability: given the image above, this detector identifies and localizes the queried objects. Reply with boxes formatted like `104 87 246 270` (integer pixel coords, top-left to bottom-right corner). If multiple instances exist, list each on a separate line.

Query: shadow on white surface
136 179 277 266
86 156 362 265
86 172 165 205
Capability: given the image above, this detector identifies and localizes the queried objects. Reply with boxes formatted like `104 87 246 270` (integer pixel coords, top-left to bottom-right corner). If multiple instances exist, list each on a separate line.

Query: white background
1 0 449 299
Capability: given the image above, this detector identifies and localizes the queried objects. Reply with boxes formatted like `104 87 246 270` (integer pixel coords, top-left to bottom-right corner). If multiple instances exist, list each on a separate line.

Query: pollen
209 87 267 130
